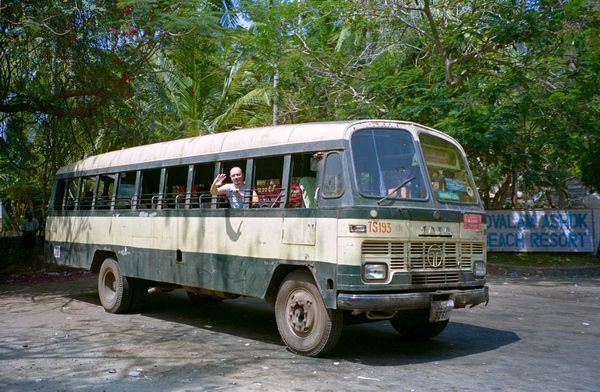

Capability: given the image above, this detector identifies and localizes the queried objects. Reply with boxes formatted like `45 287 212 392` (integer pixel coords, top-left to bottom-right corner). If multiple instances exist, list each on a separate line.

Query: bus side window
96 175 114 209
218 160 247 208
78 176 96 210
115 171 136 209
254 156 284 208
192 163 213 208
139 168 161 209
64 178 78 210
289 153 319 208
52 179 67 211
164 165 188 209
322 152 344 198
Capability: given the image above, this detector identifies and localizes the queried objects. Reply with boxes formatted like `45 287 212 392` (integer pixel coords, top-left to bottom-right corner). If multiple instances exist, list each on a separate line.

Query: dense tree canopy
1 0 598 227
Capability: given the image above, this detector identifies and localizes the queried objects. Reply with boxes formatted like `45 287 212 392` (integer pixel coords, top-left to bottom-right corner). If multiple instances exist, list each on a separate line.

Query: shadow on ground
70 287 520 365
2 235 521 364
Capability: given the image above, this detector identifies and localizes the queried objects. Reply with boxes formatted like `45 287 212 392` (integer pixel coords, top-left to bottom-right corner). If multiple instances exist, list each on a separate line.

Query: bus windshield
419 133 478 204
352 129 427 200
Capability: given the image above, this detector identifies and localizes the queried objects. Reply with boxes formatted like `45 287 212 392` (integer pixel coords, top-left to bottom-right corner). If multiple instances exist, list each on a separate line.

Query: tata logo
420 225 452 236
426 245 444 268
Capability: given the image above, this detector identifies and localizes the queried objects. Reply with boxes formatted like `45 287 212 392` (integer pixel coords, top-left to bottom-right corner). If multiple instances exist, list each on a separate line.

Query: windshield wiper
377 176 415 205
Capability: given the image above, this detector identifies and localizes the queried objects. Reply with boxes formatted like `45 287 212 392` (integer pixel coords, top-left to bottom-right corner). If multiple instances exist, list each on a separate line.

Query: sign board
487 210 595 252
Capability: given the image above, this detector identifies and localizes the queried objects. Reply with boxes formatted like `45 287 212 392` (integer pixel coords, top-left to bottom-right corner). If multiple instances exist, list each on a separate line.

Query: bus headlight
473 260 486 278
362 263 388 282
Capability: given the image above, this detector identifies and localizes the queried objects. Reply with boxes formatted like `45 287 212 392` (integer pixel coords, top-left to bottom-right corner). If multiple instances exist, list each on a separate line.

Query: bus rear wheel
98 258 133 314
275 271 342 357
389 309 449 339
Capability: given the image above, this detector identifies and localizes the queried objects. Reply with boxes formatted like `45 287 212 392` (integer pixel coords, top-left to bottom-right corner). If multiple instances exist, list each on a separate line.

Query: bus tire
98 258 133 314
275 270 343 357
389 309 449 339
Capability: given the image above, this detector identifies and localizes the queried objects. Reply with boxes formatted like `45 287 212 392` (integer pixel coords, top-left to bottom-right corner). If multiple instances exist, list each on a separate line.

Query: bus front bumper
337 286 489 311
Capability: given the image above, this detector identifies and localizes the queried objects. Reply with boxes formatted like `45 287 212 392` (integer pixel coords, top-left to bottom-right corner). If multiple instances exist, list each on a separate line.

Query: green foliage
0 0 220 221
1 0 599 220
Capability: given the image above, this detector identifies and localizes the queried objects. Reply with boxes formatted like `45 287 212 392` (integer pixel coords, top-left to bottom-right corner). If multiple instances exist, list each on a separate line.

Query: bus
45 120 488 357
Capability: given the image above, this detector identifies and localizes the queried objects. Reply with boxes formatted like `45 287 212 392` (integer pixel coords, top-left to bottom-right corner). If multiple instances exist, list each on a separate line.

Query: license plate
429 299 454 322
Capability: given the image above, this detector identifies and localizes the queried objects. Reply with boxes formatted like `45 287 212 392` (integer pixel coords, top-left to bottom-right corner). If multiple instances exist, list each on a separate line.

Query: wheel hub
104 272 116 300
288 290 314 336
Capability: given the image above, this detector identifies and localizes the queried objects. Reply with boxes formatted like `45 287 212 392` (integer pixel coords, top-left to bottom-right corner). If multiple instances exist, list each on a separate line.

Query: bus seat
116 198 131 209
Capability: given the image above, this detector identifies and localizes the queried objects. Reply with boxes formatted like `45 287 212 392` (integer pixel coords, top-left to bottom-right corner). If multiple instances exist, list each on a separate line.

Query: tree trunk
491 176 511 209
272 63 279 126
272 0 281 126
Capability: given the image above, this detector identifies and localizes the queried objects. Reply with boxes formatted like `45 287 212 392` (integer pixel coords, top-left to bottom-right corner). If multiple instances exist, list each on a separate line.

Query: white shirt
222 183 246 208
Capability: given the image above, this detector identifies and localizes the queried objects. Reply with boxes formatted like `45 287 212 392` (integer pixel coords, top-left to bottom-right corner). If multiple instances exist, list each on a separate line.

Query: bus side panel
45 213 341 302
45 216 96 270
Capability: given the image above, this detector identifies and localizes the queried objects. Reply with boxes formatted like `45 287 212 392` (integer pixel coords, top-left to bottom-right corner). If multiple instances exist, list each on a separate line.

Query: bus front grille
361 241 484 272
411 272 460 285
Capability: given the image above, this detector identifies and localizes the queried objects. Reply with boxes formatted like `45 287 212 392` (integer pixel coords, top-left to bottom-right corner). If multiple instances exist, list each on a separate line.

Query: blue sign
486 210 594 252
444 178 466 192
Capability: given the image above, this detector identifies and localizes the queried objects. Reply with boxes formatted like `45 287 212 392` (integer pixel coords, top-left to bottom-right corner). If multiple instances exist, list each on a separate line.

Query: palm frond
211 87 272 132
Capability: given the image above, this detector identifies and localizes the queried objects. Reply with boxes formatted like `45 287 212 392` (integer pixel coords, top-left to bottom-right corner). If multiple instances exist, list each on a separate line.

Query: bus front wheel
275 271 342 357
98 258 133 314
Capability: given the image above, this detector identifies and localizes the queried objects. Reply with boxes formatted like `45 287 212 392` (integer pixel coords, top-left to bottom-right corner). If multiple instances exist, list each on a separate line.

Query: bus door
281 154 322 259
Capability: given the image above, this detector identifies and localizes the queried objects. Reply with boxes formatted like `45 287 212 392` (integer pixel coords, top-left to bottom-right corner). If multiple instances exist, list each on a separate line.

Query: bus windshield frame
419 132 479 204
351 128 428 201
351 127 479 205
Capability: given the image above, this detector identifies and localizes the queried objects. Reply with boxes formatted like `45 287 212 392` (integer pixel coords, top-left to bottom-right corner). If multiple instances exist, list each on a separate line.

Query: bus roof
56 120 443 175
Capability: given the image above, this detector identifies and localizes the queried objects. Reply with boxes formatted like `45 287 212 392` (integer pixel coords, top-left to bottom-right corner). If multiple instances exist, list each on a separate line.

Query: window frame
321 151 345 199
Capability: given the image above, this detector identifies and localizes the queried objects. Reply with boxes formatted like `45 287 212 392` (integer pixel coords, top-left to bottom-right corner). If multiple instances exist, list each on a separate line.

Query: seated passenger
81 191 93 209
210 167 258 208
298 176 317 208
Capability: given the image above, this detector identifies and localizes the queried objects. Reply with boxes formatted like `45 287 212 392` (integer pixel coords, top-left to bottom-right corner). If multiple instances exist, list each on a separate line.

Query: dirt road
1 269 599 392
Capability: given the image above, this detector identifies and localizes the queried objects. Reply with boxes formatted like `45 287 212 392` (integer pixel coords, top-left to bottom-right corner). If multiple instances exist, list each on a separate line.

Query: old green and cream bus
46 120 488 356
